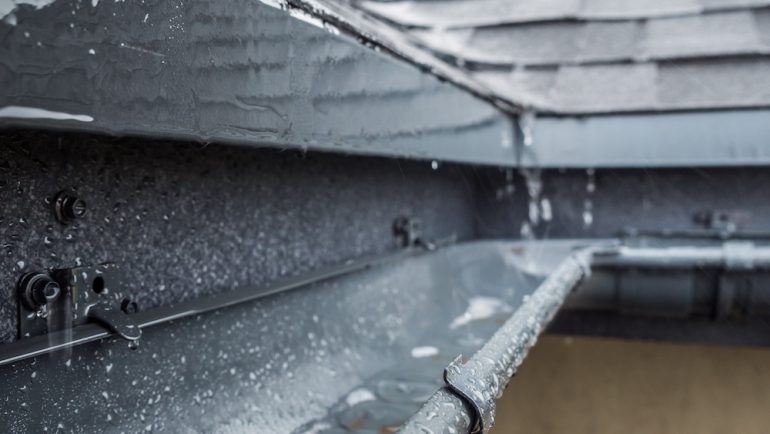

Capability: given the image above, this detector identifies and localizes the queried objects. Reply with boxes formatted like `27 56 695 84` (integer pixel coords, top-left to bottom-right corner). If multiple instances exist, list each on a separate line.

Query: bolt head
121 298 138 314
70 198 87 218
18 272 61 309
53 190 87 224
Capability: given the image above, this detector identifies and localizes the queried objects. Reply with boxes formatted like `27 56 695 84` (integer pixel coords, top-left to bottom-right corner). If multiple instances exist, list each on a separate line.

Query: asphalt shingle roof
350 0 770 113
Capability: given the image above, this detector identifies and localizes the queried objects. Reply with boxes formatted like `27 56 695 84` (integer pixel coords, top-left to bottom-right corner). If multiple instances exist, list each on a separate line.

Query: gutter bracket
443 355 496 434
17 263 140 344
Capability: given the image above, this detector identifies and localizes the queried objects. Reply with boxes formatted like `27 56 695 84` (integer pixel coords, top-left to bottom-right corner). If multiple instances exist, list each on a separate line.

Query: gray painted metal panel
0 0 514 165
522 110 770 167
0 240 545 433
0 135 477 343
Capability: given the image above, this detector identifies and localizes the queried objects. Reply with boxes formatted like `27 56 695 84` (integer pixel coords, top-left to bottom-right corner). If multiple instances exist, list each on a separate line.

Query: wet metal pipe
399 241 770 434
592 242 770 270
398 249 594 434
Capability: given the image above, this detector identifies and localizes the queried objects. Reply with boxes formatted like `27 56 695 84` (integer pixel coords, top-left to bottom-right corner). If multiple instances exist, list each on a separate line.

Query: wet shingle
549 64 658 112
359 0 582 28
414 21 641 66
755 9 770 46
657 58 770 109
642 11 764 59
581 0 702 19
700 0 770 11
475 68 559 108
350 0 770 112
576 21 641 62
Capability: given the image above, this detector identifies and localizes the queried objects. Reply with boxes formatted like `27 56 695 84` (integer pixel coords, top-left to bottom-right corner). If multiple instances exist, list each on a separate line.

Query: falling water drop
520 222 533 240
583 168 595 228
519 110 536 147
496 168 515 199
582 199 593 228
541 197 552 222
586 168 596 193
521 168 543 231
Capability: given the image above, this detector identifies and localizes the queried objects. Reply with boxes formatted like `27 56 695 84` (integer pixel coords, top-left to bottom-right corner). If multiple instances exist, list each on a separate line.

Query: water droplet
582 199 593 228
586 168 596 193
520 110 536 147
541 197 552 222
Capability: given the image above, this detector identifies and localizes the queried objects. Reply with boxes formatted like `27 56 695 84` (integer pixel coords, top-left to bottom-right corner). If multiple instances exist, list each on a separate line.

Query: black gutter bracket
17 263 141 346
443 355 498 434
393 216 437 251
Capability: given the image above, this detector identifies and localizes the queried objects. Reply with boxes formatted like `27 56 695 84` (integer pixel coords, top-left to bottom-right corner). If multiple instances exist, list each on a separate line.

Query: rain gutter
4 239 770 432
398 240 770 433
398 248 594 434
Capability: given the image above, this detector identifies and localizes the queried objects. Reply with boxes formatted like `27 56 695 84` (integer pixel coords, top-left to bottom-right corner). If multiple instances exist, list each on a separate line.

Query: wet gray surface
473 167 770 239
0 0 512 165
0 134 475 343
0 241 544 433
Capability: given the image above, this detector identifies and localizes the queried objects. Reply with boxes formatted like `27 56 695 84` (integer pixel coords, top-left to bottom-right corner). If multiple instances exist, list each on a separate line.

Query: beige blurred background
493 335 770 434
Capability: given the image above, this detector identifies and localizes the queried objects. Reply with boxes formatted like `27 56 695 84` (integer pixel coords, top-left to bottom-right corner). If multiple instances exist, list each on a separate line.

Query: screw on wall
393 216 436 250
53 190 87 225
121 298 139 314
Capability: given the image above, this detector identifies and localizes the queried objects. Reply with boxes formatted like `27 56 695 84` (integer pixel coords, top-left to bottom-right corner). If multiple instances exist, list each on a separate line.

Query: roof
349 0 770 114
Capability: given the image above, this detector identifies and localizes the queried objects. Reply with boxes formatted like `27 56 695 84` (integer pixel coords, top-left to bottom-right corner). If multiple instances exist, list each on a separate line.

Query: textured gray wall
0 133 476 342
474 167 770 239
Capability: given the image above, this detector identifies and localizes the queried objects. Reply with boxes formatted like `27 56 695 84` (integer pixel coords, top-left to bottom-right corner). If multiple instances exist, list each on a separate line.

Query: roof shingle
352 0 770 113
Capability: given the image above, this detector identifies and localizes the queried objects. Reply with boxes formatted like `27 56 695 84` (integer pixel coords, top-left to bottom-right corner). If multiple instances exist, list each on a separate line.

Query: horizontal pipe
593 243 770 270
399 248 593 434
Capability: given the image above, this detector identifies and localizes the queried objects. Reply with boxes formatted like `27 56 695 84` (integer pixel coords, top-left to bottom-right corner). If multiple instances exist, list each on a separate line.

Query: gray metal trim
592 243 770 269
521 109 770 168
0 247 422 366
0 0 515 166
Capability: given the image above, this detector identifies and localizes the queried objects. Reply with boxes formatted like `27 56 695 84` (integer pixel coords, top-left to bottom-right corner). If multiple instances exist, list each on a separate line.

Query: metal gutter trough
2 238 770 433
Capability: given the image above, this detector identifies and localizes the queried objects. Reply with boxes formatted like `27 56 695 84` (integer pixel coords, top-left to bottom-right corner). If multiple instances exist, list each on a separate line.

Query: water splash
410 346 439 358
449 297 512 329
